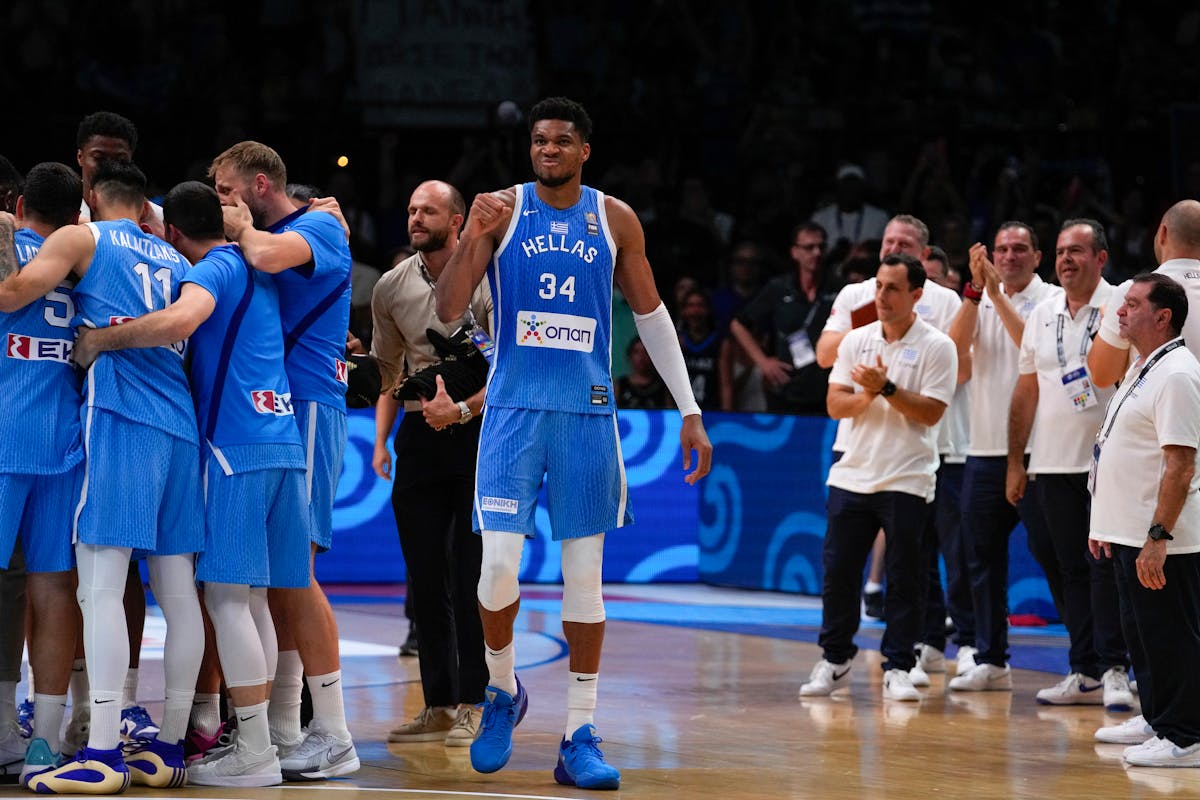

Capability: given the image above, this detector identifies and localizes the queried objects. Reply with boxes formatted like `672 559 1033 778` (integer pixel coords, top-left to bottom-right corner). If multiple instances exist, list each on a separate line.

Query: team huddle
0 113 357 791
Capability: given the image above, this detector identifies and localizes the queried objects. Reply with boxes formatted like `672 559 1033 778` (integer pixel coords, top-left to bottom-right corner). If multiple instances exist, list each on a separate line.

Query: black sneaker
398 623 419 658
863 590 884 620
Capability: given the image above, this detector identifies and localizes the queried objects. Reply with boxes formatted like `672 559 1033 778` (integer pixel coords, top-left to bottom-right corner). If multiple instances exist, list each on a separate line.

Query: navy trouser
1113 545 1200 748
820 487 927 672
920 460 974 649
960 456 1047 667
1026 473 1127 677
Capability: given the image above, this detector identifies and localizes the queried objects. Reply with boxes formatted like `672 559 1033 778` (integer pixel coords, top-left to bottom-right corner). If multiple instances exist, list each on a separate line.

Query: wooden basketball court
4 584 1196 799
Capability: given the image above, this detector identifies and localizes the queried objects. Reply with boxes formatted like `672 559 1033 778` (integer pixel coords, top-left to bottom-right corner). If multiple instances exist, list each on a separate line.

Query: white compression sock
33 693 67 752
233 700 271 755
123 668 139 708
565 671 598 737
485 642 517 697
190 693 221 738
307 670 350 738
269 650 303 744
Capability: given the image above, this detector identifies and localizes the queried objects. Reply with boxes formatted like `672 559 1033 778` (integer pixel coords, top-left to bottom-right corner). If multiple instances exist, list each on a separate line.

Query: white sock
123 668 139 708
0 680 16 727
33 694 68 752
307 670 350 738
88 689 122 750
565 672 597 737
233 701 271 755
864 581 883 594
69 659 89 722
26 668 35 701
159 688 193 745
190 693 222 737
485 642 517 696
269 650 303 744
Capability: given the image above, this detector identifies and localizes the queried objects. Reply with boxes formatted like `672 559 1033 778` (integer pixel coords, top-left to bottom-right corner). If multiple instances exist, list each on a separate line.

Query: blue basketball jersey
268 208 352 409
74 220 197 443
0 228 83 474
487 183 617 414
182 244 305 474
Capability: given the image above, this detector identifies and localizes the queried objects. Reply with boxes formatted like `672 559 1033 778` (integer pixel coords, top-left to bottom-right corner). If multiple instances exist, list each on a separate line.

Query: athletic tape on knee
560 536 606 623
477 531 524 611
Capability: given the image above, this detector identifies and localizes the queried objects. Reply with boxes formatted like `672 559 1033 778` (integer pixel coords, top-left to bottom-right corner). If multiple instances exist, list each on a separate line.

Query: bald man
1090 200 1200 384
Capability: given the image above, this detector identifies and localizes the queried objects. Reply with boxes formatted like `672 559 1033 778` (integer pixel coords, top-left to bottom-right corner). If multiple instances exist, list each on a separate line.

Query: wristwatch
1148 522 1174 542
457 400 473 424
879 380 897 398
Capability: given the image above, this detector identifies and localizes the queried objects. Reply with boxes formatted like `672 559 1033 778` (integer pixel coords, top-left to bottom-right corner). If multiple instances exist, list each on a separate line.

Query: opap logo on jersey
516 311 596 353
251 390 294 416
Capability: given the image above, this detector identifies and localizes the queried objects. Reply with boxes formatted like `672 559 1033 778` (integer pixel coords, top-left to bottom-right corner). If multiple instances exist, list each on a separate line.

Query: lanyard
1055 307 1099 370
418 260 481 330
1097 338 1185 444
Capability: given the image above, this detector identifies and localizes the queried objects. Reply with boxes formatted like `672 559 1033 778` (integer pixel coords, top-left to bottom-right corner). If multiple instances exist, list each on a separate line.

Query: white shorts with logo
473 406 632 540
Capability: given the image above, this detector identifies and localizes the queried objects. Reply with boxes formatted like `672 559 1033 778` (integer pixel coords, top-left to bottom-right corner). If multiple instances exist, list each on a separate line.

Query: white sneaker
1102 666 1135 712
1124 736 1200 767
1035 673 1104 705
279 723 359 781
882 669 921 701
954 646 977 676
909 664 931 688
1095 714 1155 744
188 740 282 787
799 659 852 697
948 662 1012 692
0 721 24 779
916 644 946 674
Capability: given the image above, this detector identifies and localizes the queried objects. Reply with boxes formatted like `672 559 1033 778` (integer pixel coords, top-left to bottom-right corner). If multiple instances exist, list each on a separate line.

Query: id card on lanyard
1057 309 1099 413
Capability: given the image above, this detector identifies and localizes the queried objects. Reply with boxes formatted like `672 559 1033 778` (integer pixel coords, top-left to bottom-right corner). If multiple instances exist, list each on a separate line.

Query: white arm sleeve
633 302 702 417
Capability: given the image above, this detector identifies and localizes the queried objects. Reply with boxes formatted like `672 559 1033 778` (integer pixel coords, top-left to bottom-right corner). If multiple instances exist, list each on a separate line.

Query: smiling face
874 262 921 325
529 119 590 188
1116 280 1167 350
992 225 1040 288
879 220 924 259
1055 223 1105 297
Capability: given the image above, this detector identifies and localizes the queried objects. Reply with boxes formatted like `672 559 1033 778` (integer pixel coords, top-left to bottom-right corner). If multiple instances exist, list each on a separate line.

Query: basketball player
436 97 713 790
0 163 84 783
73 180 318 787
210 142 358 781
0 160 204 794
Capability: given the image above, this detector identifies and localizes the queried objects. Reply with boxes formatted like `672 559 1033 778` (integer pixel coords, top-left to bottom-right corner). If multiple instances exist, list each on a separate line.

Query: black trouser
960 456 1047 667
1113 545 1200 747
1026 474 1126 678
392 413 488 708
920 460 973 650
820 487 926 671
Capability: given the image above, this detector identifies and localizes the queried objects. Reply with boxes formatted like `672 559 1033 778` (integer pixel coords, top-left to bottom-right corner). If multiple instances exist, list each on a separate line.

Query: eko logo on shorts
480 496 519 514
516 311 596 353
6 333 72 363
251 390 294 416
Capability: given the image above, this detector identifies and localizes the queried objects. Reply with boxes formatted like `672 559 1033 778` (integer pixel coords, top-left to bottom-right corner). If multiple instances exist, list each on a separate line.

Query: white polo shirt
1018 280 1116 474
966 275 1063 456
1097 259 1200 361
827 316 958 499
825 278 964 454
1090 338 1200 554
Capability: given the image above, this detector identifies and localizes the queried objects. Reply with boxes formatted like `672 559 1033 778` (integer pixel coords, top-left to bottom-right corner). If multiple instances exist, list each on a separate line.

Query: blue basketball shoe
469 677 528 773
553 724 620 790
17 700 34 739
124 736 187 788
25 745 129 794
119 706 159 742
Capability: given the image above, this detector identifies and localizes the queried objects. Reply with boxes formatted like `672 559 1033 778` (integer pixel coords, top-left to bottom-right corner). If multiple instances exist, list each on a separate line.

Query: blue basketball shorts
295 400 346 551
196 459 311 588
74 409 204 555
472 406 632 540
0 466 82 572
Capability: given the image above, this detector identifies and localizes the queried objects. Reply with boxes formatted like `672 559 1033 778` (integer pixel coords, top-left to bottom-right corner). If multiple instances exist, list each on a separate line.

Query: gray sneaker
187 740 281 788
280 723 359 781
387 706 456 743
445 705 481 747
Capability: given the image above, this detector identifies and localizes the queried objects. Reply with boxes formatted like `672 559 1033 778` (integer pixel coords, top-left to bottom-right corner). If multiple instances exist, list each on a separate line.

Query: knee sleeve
203 583 267 689
477 532 524 612
148 554 203 695
560 535 605 624
75 543 133 693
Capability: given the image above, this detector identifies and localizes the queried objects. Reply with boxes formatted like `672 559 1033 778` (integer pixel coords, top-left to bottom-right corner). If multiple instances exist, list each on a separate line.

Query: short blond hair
209 141 287 188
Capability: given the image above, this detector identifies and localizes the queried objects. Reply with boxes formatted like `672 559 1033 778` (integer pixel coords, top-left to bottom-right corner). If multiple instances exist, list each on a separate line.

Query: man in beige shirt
371 180 493 746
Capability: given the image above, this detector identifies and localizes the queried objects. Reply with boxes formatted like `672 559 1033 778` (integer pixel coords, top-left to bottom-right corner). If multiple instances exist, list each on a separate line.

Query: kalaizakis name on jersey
106 228 182 263
518 234 599 263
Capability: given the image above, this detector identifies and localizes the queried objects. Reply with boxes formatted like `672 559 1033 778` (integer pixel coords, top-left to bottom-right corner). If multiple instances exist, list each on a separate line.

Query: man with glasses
729 222 835 414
